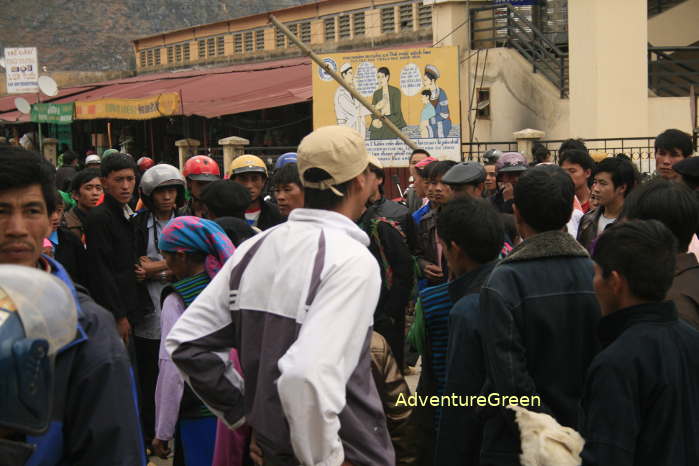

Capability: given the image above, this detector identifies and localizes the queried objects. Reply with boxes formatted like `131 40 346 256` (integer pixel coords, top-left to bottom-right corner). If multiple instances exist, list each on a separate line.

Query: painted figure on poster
423 64 452 138
419 89 435 138
369 67 407 140
334 63 367 137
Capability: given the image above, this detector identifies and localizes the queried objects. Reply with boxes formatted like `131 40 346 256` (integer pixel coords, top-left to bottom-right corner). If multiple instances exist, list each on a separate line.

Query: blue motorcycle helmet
274 152 297 170
0 266 77 436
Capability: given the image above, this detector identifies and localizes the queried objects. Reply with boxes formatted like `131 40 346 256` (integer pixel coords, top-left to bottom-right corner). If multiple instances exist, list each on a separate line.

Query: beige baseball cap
297 125 382 196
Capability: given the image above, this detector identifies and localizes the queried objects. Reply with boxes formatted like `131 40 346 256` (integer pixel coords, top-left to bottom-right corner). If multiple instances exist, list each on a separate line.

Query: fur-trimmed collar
500 230 589 265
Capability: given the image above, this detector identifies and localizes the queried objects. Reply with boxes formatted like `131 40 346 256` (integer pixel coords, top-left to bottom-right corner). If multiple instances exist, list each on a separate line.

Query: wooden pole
269 14 418 151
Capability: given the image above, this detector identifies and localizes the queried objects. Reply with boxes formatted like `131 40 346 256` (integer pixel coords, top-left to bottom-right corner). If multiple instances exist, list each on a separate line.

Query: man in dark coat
433 196 503 466
620 179 699 330
0 146 144 465
582 219 699 465
478 165 601 465
85 153 140 343
55 150 78 191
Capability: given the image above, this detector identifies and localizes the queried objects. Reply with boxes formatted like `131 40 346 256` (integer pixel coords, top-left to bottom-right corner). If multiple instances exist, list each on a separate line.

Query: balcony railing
470 3 568 97
649 46 699 97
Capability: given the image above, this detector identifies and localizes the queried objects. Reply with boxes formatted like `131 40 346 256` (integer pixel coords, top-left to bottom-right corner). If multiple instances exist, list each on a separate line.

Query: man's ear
609 270 625 296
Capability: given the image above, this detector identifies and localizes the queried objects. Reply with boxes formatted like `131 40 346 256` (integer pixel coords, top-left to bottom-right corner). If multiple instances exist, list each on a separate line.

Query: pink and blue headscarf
159 216 235 278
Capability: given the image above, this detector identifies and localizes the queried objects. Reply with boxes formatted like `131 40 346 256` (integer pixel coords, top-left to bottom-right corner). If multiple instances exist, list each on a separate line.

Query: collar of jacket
500 230 589 265
675 252 699 276
448 261 496 302
580 207 605 229
288 208 370 246
103 192 131 220
598 300 678 347
41 255 88 352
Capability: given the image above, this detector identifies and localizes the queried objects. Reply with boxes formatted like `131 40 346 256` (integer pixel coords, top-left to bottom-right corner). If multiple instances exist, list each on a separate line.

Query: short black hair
101 153 136 178
514 165 574 232
621 179 699 252
421 89 431 98
71 169 101 193
654 129 693 157
200 180 251 219
593 219 677 301
411 149 430 159
559 138 588 155
426 160 457 181
424 70 438 82
271 162 302 189
377 67 390 77
0 145 57 214
302 167 354 210
62 151 78 166
593 157 637 197
437 197 504 264
558 148 595 172
532 142 550 164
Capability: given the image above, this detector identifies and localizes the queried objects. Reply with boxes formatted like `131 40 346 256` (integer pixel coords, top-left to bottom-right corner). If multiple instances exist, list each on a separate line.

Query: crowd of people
0 125 698 466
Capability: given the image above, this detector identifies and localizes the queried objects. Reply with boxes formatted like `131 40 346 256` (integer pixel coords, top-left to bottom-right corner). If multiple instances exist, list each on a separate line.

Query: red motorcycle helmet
136 156 155 173
183 155 221 181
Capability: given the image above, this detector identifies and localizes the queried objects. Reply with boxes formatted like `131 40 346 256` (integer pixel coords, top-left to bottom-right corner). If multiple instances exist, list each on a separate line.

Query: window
353 12 366 37
276 27 286 48
418 2 432 29
183 43 190 62
338 15 350 39
139 51 146 68
216 35 225 55
255 30 265 50
381 7 395 33
324 17 336 41
198 39 206 58
244 31 253 52
399 4 414 30
154 48 161 65
167 46 174 63
146 49 154 67
175 44 182 62
300 21 311 43
234 33 243 53
288 23 298 42
476 88 491 119
206 38 214 57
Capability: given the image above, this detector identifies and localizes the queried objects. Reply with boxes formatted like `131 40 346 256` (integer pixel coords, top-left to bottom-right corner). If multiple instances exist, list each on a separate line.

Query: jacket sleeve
276 252 381 466
165 257 246 429
407 298 425 356
479 281 553 415
370 332 416 466
580 359 638 466
64 300 145 465
85 210 126 319
154 294 186 441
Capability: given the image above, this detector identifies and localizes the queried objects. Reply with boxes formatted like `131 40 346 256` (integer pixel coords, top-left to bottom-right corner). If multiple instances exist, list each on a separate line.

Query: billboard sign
312 46 461 167
4 47 39 94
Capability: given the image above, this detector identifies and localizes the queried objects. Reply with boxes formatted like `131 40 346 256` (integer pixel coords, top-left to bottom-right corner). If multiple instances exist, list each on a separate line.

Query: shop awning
0 57 312 123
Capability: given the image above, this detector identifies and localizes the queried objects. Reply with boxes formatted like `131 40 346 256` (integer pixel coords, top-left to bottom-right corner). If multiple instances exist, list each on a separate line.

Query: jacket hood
288 208 370 246
501 230 589 265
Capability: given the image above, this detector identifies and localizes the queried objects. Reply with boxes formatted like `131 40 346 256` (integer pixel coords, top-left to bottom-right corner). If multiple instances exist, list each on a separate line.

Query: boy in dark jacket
582 219 699 465
479 165 601 465
229 154 283 231
433 196 503 466
85 153 139 343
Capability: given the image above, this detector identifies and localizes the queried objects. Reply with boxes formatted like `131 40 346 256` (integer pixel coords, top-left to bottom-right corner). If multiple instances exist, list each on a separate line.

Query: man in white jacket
166 125 395 466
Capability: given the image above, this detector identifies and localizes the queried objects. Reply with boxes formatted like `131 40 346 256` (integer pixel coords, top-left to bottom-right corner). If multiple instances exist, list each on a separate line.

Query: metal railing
648 0 686 16
470 3 569 97
648 46 699 96
463 137 659 175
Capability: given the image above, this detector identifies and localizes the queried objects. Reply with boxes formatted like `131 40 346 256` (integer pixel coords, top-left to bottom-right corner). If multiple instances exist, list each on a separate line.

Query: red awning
0 57 311 122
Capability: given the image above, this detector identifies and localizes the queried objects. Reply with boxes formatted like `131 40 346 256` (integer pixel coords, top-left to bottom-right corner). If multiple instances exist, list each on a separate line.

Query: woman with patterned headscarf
151 217 245 466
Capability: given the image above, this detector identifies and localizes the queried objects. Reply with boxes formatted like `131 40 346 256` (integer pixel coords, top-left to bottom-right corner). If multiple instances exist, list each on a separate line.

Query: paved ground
149 358 422 465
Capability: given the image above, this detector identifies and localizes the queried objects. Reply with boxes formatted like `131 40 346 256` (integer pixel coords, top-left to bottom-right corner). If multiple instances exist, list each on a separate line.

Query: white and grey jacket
166 208 395 466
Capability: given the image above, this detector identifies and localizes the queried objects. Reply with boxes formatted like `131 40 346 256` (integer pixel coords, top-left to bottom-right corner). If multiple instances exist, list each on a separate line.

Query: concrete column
513 128 545 163
569 0 648 138
219 136 250 176
175 138 200 170
42 138 59 166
